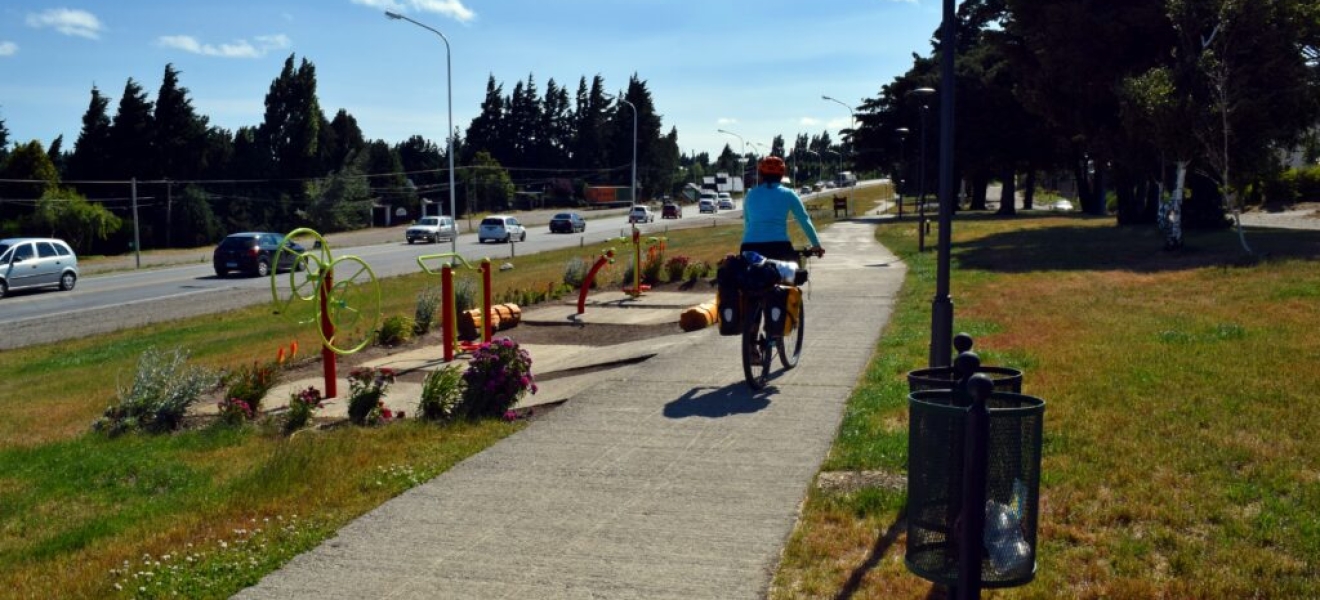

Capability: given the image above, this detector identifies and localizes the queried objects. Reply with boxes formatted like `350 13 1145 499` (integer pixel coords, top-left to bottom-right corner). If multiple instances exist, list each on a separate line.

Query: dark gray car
0 237 79 298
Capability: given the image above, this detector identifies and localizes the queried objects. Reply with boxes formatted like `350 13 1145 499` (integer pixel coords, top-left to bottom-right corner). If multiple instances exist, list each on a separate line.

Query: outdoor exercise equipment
613 225 666 298
576 248 615 315
270 228 383 397
417 253 493 363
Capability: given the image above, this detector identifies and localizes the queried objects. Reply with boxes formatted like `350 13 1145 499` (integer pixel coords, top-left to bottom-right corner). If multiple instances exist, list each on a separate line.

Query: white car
717 193 735 211
477 215 527 243
698 199 717 214
628 205 655 223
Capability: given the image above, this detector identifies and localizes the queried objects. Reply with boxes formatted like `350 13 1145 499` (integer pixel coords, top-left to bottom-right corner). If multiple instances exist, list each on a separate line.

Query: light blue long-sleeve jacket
741 182 822 248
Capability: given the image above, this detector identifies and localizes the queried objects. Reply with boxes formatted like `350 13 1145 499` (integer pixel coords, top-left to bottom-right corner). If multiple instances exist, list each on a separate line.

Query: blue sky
1 1 943 161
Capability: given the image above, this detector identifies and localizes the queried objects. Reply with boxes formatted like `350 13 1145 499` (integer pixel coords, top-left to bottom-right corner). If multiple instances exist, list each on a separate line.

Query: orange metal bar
441 264 455 362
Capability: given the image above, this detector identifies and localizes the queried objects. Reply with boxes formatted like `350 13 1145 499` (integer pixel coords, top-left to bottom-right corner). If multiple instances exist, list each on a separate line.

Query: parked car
549 212 586 233
1049 199 1075 212
0 237 79 298
628 205 655 223
478 215 526 243
699 199 717 214
799 186 813 195
213 232 305 278
661 203 682 219
717 193 735 211
405 215 457 244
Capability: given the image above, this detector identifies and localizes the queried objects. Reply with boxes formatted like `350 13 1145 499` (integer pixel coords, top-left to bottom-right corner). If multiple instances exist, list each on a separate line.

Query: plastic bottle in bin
983 481 1032 577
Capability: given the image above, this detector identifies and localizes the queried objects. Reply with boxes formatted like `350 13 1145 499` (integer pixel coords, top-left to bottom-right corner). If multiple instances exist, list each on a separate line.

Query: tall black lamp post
909 87 936 251
930 1 958 367
895 127 909 218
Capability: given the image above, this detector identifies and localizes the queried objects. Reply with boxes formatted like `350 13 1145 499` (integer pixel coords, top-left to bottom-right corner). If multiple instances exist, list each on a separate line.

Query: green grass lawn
773 214 1320 598
0 188 890 598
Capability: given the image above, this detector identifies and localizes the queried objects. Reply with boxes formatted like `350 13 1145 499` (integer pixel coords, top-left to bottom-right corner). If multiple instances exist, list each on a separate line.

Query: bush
347 367 397 426
418 366 465 422
563 256 588 288
377 315 415 346
223 360 281 414
641 248 665 285
455 277 477 312
664 255 691 282
283 386 324 434
620 260 635 287
93 347 217 435
685 260 712 280
216 397 255 427
460 338 537 419
414 286 443 335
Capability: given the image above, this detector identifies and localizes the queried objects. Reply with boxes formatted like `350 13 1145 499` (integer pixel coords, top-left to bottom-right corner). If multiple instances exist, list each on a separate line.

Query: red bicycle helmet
758 156 787 178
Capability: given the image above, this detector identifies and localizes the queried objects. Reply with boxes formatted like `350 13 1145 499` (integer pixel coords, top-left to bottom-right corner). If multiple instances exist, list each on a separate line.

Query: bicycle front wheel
778 296 804 369
742 304 772 390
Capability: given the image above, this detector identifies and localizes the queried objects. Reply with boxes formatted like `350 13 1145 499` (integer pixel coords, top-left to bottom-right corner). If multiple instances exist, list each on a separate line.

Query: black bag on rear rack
716 254 745 335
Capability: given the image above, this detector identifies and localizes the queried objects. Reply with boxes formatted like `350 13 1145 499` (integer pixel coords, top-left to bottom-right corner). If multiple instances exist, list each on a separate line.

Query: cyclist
741 156 825 263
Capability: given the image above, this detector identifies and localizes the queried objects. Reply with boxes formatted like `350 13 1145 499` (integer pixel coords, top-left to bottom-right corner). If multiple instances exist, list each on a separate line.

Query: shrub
377 315 415 346
664 255 691 282
641 247 665 285
418 366 465 422
283 386 324 434
223 360 281 414
685 260 712 280
93 346 217 435
216 397 255 426
460 338 537 419
454 277 477 312
347 367 397 425
414 286 443 335
620 260 635 287
563 257 588 288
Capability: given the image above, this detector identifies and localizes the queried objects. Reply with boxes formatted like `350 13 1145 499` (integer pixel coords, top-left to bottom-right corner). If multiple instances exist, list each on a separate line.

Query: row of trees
849 0 1320 248
1 56 762 254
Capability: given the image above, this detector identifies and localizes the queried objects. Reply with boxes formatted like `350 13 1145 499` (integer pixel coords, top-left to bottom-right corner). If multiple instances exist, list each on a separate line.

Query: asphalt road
0 205 744 351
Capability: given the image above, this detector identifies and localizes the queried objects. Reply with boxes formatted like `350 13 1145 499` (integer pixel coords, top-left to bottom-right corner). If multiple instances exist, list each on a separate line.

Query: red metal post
482 258 493 343
442 264 455 362
319 270 337 398
578 253 613 315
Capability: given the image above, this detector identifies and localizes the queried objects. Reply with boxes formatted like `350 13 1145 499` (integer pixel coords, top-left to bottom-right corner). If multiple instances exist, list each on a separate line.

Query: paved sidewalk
235 217 905 599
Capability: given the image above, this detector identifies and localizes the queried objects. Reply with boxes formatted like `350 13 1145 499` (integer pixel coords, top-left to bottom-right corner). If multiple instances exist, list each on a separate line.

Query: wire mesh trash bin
907 365 1023 394
905 388 1044 588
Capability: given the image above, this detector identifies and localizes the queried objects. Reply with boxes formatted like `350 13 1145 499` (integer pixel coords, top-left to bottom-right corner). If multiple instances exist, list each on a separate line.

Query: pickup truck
406 216 457 244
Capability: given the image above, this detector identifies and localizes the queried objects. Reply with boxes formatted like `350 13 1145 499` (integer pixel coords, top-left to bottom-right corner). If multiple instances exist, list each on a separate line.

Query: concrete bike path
235 218 906 599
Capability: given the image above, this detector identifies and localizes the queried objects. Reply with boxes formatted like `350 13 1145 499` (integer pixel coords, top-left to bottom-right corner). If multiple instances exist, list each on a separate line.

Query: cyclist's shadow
662 382 775 419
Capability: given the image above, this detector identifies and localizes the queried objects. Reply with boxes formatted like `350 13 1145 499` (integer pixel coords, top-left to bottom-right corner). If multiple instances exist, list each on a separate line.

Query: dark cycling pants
740 241 798 264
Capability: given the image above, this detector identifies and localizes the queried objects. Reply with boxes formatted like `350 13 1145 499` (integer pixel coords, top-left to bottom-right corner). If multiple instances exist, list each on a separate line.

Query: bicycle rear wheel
741 304 772 390
778 297 804 369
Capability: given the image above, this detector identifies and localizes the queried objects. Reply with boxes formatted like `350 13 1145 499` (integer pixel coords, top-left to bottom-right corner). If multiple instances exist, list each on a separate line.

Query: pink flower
503 410 518 421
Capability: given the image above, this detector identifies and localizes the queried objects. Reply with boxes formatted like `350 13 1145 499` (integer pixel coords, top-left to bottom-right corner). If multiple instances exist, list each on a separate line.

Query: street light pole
931 0 959 372
821 94 856 156
717 128 748 188
909 87 936 252
385 10 457 255
825 149 842 184
895 127 910 218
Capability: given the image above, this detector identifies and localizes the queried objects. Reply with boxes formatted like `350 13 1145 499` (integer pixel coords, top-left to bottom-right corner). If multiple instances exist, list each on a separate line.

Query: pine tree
107 78 157 179
66 86 113 184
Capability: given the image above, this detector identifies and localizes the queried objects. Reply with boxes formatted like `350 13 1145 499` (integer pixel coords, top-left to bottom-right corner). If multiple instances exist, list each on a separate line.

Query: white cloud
0 41 17 57
26 9 104 40
799 117 822 126
158 34 291 58
353 0 477 24
716 117 738 126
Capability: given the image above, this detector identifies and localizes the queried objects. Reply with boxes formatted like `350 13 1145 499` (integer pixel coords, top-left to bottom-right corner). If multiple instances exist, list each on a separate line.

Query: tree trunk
970 174 989 210
1160 161 1187 250
997 168 1017 216
1022 170 1036 210
1072 159 1092 211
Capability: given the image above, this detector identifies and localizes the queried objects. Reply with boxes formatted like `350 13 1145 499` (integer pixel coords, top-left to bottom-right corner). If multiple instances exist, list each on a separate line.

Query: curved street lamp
717 128 751 187
909 87 936 252
385 10 457 255
895 127 910 218
821 95 856 151
605 93 637 205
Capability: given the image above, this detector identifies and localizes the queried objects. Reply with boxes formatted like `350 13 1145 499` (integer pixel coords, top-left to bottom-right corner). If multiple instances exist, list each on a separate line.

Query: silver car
0 237 79 298
406 216 457 244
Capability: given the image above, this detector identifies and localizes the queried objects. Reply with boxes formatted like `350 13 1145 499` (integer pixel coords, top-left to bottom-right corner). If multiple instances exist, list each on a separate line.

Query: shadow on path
663 383 773 419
